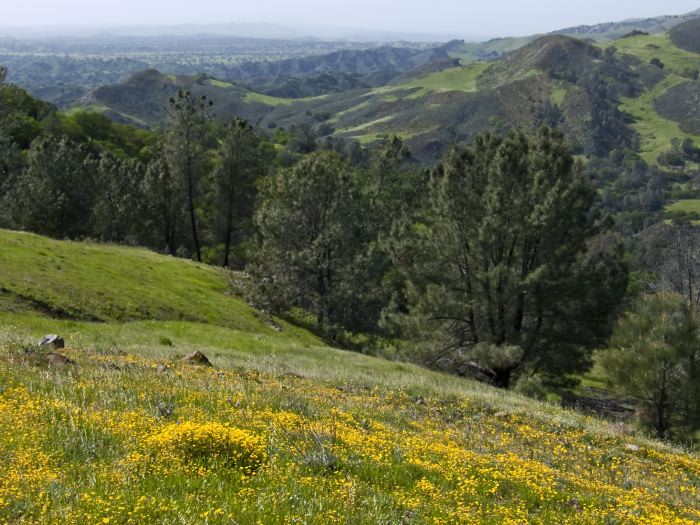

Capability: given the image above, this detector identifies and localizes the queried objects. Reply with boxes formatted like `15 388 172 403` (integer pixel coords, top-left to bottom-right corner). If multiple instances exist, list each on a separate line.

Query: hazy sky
2 0 700 37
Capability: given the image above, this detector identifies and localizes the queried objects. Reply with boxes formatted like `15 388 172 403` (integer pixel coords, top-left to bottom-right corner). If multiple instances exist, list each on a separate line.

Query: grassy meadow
607 33 700 165
0 229 699 524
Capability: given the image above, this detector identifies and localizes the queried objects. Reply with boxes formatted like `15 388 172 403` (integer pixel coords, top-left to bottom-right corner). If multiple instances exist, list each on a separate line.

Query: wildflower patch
145 422 266 475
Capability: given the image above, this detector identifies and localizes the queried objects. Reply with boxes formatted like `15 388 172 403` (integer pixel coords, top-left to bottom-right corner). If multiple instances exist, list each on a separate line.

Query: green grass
65 104 111 116
397 63 488 99
619 74 700 165
613 33 700 73
244 92 326 106
332 64 491 141
206 78 235 88
665 199 700 214
65 104 151 128
614 33 700 163
342 115 396 134
353 133 384 145
366 63 489 102
363 63 487 103
345 127 440 146
551 86 567 105
0 229 478 387
0 230 271 329
329 100 372 123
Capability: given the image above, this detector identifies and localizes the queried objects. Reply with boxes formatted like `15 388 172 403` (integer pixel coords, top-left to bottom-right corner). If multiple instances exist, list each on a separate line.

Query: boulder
38 334 65 349
45 352 75 367
156 401 175 418
181 351 212 367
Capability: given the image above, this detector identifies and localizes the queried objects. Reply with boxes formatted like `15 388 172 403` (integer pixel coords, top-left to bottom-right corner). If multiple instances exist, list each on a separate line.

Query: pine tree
601 293 700 439
212 119 265 268
0 132 22 227
164 90 213 261
11 135 96 238
251 151 370 330
143 146 185 256
93 152 144 243
388 127 627 387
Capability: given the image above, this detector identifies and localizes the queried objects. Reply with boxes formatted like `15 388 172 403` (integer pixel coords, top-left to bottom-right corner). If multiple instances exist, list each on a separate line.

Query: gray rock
181 351 212 367
156 401 175 418
39 334 65 349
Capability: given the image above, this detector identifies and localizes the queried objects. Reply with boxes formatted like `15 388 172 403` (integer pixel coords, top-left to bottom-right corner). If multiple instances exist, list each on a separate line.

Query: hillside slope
259 35 641 159
0 229 699 524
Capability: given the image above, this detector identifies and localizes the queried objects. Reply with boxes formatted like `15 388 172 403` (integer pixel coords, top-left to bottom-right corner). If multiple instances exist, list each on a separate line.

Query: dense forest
1 53 699 445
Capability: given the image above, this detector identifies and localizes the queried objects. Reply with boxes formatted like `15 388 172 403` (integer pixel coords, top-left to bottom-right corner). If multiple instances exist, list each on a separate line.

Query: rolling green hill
0 229 699 524
68 21 700 165
77 69 308 127
611 31 700 164
308 29 700 161
257 35 640 159
0 228 429 383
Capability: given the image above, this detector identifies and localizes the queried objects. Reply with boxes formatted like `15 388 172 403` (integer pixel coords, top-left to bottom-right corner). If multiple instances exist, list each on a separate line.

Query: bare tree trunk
223 199 233 268
655 365 668 438
185 152 201 262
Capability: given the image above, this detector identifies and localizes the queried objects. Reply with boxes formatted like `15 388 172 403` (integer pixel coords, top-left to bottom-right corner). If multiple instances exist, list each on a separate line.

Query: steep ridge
655 80 700 135
477 35 602 88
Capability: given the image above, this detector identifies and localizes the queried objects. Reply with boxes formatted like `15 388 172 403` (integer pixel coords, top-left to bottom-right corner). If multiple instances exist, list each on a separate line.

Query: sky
2 0 700 38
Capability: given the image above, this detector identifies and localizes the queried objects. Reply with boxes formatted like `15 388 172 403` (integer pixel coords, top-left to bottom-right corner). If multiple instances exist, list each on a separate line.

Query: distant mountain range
75 16 700 165
0 22 484 44
5 7 700 165
3 7 700 44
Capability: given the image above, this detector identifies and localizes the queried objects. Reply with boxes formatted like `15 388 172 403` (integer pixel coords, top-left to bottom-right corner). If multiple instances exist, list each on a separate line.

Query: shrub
145 422 266 474
514 374 549 401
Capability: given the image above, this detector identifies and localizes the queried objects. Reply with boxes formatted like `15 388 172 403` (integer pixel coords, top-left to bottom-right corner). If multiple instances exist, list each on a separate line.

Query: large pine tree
164 90 212 262
388 127 627 387
211 119 265 268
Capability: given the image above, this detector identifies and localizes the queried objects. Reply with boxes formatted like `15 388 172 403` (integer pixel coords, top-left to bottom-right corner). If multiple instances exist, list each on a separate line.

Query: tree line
1 74 698 443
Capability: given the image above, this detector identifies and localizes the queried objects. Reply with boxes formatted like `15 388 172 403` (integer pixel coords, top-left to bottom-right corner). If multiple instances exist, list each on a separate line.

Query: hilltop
0 228 698 524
